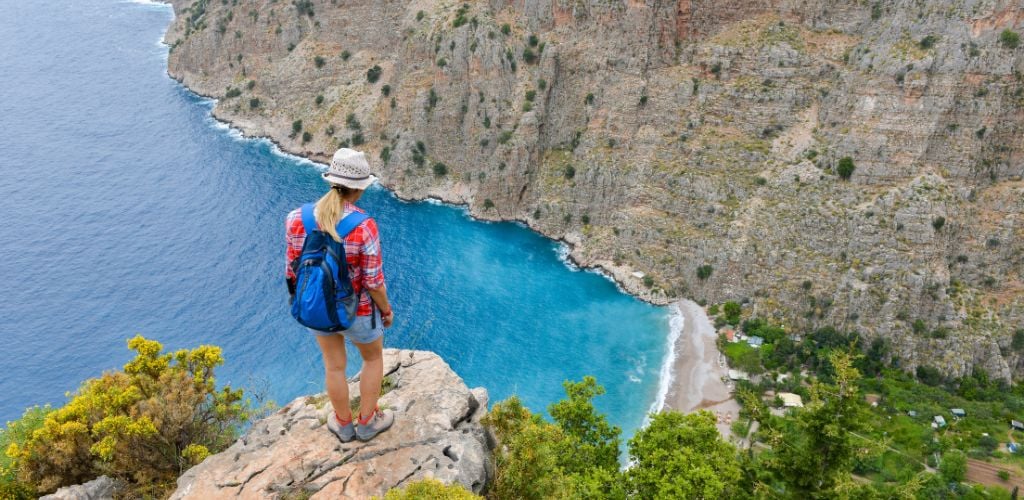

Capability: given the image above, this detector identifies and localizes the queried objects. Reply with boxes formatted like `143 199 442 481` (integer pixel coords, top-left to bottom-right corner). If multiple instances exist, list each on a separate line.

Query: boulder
171 349 492 499
40 475 118 500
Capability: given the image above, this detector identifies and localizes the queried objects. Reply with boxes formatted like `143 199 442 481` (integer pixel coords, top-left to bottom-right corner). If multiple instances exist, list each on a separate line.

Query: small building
723 329 736 342
1011 420 1024 431
747 336 764 348
728 369 750 381
631 271 646 279
779 392 804 408
933 415 947 427
951 408 966 418
908 410 918 417
1008 443 1020 454
864 394 881 407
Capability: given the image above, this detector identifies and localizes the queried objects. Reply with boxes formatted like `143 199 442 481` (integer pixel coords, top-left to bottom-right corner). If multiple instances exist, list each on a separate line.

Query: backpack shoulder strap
299 203 318 233
335 211 370 238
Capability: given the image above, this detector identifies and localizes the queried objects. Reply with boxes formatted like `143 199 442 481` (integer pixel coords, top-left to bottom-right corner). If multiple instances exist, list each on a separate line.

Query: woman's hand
381 310 394 328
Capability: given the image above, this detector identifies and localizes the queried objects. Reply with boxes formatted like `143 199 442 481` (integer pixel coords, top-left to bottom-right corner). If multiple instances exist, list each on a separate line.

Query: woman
285 148 395 442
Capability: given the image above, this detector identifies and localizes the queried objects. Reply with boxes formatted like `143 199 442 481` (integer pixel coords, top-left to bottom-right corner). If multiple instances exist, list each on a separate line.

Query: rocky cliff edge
170 349 492 499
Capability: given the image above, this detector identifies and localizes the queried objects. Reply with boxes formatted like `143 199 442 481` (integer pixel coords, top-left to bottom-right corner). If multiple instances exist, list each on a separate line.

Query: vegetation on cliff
1 336 258 498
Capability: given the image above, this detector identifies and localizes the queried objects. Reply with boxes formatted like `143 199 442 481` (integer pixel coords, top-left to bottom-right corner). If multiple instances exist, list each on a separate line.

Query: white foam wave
644 303 684 424
554 243 580 271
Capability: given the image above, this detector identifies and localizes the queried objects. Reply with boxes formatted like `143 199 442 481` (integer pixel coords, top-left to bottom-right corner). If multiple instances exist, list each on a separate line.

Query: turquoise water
0 0 671 439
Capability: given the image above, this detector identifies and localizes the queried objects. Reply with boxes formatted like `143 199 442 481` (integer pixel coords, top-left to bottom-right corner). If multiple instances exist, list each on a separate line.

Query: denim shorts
309 309 383 344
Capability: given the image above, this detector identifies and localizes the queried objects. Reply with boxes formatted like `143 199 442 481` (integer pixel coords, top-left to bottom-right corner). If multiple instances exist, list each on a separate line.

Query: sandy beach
662 300 740 439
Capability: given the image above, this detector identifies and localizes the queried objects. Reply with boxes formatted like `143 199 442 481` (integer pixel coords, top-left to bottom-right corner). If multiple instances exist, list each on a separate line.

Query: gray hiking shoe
327 413 356 443
355 407 394 442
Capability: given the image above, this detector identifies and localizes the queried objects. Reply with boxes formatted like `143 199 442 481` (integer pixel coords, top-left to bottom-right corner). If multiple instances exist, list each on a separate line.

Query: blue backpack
290 203 369 332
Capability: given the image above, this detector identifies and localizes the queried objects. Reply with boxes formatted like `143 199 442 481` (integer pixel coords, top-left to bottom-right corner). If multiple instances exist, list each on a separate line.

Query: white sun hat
322 148 377 190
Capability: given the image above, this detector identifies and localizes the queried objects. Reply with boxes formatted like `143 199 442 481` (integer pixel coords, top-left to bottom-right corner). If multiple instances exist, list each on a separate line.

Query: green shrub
452 5 469 28
384 478 479 499
415 10 424 21
249 98 260 109
585 93 594 105
538 78 547 90
366 65 382 83
381 84 391 97
754 176 767 186
8 337 252 496
340 49 351 61
224 87 241 98
708 304 720 316
1011 329 1024 351
483 199 494 210
246 80 255 90
436 57 447 68
325 125 334 136
527 34 539 47
498 131 513 144
722 301 741 324
427 88 439 110
433 162 448 176
697 264 713 280
997 470 1011 481
380 146 390 163
837 157 855 180
302 131 312 143
345 113 361 130
1 406 51 499
525 89 536 102
626 411 741 499
1000 29 1020 49
350 133 364 146
912 319 926 335
871 2 882 20
522 47 537 64
521 102 532 112
313 55 325 68
939 450 966 483
642 275 654 288
918 35 938 50
293 0 314 17
915 365 944 386
500 23 511 35
315 94 324 106
564 165 575 180
639 95 648 106
292 120 303 136
932 216 945 231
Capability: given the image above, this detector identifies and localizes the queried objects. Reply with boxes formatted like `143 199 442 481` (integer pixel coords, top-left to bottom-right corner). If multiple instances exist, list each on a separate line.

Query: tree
757 353 871 497
8 336 252 496
548 377 621 476
939 450 967 483
433 162 448 176
626 411 742 499
837 157 855 180
697 264 714 280
1012 329 1024 351
483 397 572 499
723 301 742 325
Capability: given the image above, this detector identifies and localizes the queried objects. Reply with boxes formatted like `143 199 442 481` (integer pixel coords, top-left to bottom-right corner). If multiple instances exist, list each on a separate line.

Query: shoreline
659 300 739 439
153 2 711 434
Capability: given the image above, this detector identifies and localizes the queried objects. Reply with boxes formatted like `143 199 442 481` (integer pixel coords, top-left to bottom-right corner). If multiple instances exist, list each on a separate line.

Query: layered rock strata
163 0 1024 379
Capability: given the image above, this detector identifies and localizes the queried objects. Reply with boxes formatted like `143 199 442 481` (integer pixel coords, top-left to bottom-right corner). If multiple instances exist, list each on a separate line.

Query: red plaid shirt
285 202 384 316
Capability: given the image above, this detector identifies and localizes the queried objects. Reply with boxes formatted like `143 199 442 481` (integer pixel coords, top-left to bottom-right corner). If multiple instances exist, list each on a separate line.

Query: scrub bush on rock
7 336 254 497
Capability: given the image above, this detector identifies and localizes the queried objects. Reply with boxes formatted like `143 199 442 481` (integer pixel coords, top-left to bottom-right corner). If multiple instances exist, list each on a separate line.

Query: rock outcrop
162 0 1024 380
171 349 492 499
39 476 118 500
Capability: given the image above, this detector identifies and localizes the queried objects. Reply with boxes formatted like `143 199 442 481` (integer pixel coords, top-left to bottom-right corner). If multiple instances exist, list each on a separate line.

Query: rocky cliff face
164 0 1023 380
170 349 492 499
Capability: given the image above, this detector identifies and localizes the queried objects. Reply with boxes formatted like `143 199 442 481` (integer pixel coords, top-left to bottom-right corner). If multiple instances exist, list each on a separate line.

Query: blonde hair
314 186 355 241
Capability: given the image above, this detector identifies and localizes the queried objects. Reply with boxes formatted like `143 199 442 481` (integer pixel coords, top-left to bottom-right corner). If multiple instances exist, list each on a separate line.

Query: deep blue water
0 0 671 439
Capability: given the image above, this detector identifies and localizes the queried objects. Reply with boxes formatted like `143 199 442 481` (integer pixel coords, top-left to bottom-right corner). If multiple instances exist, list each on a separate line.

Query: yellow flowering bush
6 336 252 496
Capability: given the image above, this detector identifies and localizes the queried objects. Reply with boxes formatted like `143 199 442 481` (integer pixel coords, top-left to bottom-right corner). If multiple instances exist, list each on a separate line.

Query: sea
0 0 679 442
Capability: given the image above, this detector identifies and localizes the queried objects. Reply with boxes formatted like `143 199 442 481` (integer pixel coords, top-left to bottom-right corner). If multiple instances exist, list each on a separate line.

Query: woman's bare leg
353 336 384 419
315 334 352 421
